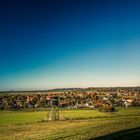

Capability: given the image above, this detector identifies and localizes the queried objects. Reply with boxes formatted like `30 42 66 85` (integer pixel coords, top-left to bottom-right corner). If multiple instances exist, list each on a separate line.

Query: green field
0 108 140 140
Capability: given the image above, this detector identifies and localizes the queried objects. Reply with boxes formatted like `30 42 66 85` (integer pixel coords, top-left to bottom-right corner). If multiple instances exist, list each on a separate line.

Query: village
0 88 140 111
0 87 140 111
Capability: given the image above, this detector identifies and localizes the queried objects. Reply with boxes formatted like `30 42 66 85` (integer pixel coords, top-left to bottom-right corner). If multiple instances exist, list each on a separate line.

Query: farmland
0 107 140 140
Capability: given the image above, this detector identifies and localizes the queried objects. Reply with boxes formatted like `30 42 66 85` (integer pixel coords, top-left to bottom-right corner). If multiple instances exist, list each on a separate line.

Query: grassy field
0 107 140 140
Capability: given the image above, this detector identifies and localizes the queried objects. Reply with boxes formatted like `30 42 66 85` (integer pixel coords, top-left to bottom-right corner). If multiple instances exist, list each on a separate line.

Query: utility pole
47 96 59 121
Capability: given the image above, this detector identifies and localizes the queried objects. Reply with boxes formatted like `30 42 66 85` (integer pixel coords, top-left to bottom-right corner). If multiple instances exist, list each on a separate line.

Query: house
46 96 59 107
12 100 22 109
103 97 109 101
124 101 131 107
27 96 33 103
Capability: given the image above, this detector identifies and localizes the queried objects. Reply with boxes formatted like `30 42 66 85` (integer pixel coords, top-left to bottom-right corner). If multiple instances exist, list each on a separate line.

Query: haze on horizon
0 0 140 91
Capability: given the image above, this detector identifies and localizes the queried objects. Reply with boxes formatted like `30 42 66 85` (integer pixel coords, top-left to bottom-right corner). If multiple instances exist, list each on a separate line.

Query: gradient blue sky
0 0 140 90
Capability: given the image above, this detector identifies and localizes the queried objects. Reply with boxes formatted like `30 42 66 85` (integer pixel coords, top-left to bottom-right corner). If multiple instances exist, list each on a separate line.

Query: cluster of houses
0 87 140 110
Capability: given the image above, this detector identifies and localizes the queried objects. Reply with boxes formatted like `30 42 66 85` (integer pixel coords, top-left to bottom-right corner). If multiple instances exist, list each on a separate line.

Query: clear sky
0 0 140 90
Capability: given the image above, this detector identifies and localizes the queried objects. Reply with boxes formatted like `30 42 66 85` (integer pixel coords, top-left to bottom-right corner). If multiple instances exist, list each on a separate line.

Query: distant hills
0 86 140 93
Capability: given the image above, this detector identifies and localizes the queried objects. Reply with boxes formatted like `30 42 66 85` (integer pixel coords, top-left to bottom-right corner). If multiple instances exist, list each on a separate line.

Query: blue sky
0 0 140 90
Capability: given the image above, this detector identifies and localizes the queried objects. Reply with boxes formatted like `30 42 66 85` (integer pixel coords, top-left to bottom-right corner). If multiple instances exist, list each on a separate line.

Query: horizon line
0 85 140 92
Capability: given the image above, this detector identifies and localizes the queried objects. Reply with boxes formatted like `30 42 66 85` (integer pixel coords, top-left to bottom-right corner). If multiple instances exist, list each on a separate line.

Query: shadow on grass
91 127 140 140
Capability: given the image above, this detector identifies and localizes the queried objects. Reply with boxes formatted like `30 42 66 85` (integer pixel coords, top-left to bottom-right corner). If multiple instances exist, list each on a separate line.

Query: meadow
0 107 140 140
